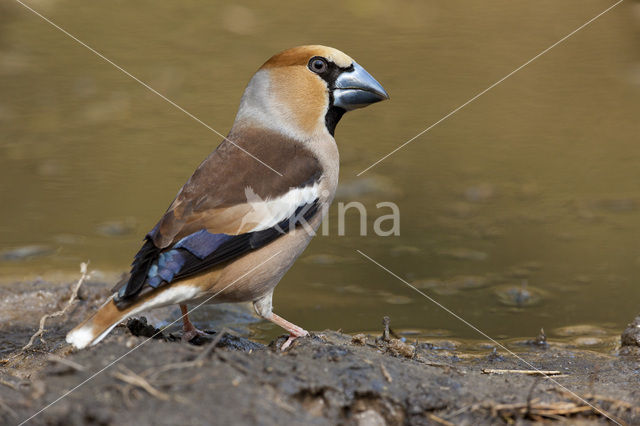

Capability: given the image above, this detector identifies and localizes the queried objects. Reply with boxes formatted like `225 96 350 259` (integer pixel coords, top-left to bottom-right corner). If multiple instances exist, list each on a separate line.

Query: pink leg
180 304 208 342
253 293 308 350
268 312 309 350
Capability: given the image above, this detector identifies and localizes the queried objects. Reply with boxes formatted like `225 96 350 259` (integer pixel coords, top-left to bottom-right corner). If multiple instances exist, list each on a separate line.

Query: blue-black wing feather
113 200 318 306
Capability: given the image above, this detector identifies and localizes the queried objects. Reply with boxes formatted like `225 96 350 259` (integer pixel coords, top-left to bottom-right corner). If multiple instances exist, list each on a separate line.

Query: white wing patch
240 183 319 233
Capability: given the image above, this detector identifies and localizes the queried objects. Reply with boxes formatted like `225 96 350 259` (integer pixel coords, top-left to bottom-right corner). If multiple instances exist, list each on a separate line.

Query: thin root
112 366 170 401
22 262 90 351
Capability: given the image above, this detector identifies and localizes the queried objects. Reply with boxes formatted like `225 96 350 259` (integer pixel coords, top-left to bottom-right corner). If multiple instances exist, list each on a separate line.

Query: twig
194 329 228 362
117 383 136 409
379 362 392 383
21 262 90 351
46 354 87 372
445 403 480 420
380 316 401 342
551 387 635 420
492 400 627 424
525 377 542 418
146 329 228 380
0 378 20 391
482 368 562 376
381 316 391 342
581 394 640 412
112 366 170 401
427 413 454 426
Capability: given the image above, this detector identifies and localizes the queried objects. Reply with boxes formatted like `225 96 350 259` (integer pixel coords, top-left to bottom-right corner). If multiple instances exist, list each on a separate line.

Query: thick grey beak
333 61 389 111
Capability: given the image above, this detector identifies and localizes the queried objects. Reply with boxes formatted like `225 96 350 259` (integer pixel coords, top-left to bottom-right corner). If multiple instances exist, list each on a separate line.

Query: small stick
427 413 454 426
194 329 228 363
525 376 541 418
112 366 170 401
0 378 20 391
46 354 87 372
379 362 392 383
482 368 562 376
22 262 90 351
581 394 640 412
146 329 229 380
381 316 391 342
550 387 629 423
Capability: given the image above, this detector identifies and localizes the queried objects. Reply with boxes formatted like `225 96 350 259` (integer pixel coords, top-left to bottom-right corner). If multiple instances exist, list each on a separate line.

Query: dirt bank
1 279 639 425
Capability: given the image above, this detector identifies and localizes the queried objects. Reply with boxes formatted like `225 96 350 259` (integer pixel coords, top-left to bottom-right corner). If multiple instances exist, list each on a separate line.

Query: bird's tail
66 280 206 349
66 296 137 349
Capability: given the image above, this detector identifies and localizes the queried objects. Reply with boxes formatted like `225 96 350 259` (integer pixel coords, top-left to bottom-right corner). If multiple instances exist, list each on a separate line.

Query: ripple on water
493 283 546 307
464 183 495 203
302 254 353 265
95 218 137 236
570 336 605 347
335 175 402 199
339 284 366 294
436 248 488 261
389 245 421 257
553 324 609 337
413 275 489 296
0 245 54 262
384 295 413 305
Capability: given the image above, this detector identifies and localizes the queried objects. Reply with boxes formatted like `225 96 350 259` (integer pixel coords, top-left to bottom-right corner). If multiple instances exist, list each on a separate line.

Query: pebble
351 334 367 345
621 316 640 347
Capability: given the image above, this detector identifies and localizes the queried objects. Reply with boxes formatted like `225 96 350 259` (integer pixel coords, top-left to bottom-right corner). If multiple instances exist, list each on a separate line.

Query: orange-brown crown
260 45 353 70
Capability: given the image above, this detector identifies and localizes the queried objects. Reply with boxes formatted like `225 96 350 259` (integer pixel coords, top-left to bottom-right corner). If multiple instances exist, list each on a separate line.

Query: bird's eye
308 57 328 74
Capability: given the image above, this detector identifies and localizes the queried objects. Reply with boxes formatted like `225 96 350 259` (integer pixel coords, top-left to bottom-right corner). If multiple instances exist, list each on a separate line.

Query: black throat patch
317 63 353 136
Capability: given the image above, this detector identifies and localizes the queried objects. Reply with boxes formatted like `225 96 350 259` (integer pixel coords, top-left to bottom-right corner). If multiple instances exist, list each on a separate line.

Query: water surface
1 0 639 349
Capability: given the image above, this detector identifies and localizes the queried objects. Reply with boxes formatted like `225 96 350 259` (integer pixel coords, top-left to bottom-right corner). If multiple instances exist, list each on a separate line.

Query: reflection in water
1 0 639 349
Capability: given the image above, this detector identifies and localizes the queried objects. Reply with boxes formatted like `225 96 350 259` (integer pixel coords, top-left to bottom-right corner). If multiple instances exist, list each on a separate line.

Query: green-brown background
1 0 639 348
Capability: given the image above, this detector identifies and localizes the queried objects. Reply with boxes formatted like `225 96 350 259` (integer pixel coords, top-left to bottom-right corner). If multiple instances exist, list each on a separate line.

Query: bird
66 45 389 350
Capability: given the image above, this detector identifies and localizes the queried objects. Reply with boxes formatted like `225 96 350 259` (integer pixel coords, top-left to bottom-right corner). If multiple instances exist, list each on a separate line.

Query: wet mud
1 280 639 425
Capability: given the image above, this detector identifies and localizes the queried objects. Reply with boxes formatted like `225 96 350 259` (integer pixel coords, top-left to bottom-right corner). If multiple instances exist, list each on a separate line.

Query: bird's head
234 45 389 140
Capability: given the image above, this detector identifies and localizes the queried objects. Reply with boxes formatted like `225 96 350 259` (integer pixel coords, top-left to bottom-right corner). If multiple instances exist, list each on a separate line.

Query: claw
280 329 309 351
181 327 210 343
180 303 210 343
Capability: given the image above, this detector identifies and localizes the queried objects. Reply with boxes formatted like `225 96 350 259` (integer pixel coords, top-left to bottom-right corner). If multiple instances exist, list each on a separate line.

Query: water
1 0 639 349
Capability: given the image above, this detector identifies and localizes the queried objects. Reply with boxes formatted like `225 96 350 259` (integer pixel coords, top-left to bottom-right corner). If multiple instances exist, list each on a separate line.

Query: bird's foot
280 328 309 351
180 303 211 343
263 312 309 351
181 326 210 343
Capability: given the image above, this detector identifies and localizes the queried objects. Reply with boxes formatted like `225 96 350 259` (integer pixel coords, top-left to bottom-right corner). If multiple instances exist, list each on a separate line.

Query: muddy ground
1 279 639 425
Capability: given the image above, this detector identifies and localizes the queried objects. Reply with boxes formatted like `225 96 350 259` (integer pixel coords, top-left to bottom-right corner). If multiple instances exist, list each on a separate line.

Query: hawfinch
66 45 389 350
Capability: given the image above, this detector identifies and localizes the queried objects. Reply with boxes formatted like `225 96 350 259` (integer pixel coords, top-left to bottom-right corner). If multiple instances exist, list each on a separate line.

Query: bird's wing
114 128 323 303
